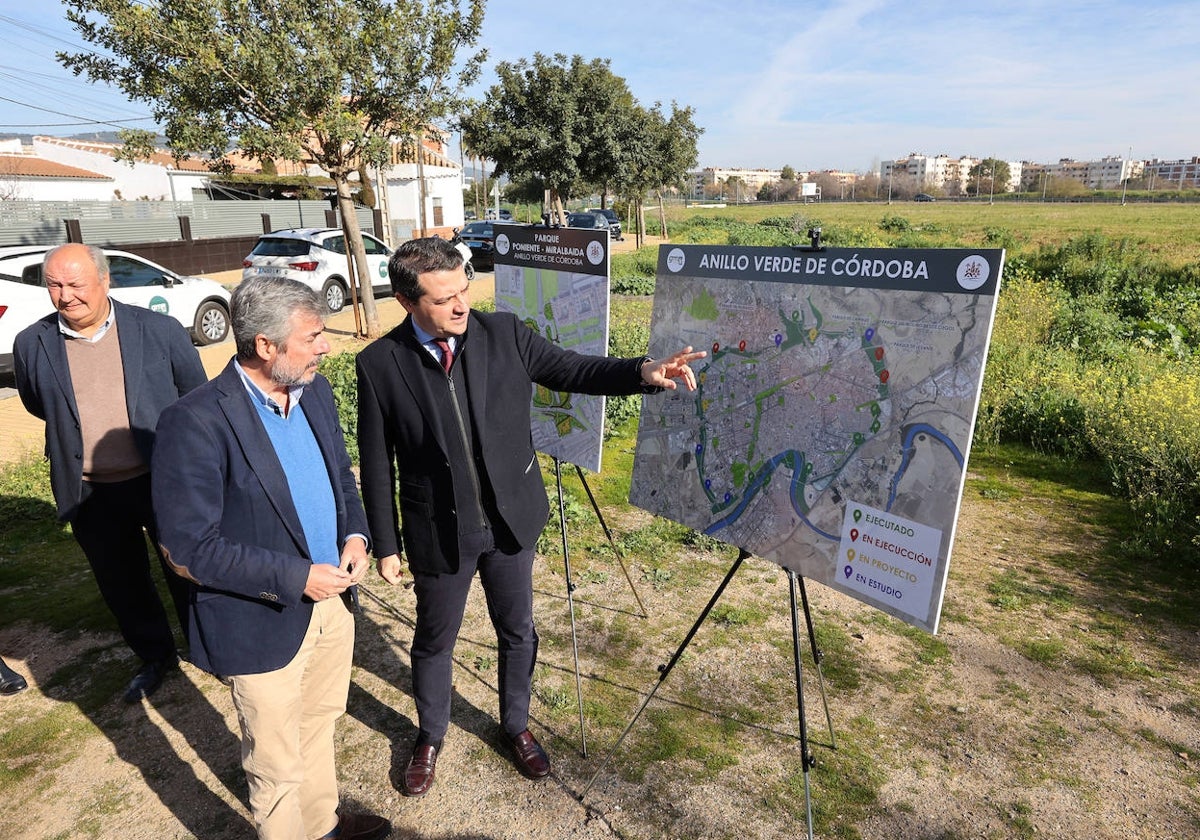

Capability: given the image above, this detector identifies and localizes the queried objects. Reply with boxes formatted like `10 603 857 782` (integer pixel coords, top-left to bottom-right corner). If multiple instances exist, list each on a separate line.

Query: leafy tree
462 53 634 224
59 0 485 338
613 101 701 245
1044 176 1089 199
968 158 1012 196
780 165 796 181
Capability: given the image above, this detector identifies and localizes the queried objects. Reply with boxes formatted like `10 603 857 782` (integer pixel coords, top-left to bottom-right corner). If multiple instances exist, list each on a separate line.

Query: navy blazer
151 360 369 677
14 299 207 522
355 309 645 575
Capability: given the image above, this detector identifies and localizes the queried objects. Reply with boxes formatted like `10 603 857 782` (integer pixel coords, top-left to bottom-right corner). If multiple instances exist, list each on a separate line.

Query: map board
629 245 1004 632
493 224 611 472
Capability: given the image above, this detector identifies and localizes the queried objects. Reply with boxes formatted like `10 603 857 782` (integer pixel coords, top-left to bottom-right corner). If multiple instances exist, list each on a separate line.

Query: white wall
33 138 175 201
381 162 465 241
3 176 116 202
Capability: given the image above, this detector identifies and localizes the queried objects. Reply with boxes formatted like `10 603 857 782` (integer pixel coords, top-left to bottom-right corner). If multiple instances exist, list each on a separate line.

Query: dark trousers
410 530 537 743
71 473 188 664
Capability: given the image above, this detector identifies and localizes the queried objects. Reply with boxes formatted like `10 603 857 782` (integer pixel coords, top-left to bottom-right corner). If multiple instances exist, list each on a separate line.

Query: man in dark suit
151 276 389 840
356 236 703 797
14 243 205 703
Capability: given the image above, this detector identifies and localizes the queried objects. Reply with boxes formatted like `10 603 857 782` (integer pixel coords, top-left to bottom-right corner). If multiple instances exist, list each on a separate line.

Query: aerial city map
629 245 1004 631
493 224 611 472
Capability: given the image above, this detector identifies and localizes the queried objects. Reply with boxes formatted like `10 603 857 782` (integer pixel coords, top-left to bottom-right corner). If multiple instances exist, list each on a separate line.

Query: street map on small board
629 245 1004 632
493 224 611 472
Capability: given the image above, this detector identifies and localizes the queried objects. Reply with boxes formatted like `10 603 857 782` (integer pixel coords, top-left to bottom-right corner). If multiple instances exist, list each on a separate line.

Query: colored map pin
853 509 862 522
844 565 853 579
850 528 859 541
846 549 856 561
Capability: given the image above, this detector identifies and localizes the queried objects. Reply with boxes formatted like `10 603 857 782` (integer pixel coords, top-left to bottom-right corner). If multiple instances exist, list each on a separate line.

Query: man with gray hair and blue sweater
152 276 388 840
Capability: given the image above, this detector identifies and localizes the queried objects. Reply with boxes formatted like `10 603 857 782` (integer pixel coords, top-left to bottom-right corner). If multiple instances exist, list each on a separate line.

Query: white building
880 154 1022 195
0 140 114 201
1020 156 1143 191
1 133 467 241
31 136 241 201
686 167 782 200
1143 157 1199 190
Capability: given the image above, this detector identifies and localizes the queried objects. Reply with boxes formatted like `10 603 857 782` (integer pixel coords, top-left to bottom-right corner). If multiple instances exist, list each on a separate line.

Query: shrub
319 351 361 464
611 247 659 295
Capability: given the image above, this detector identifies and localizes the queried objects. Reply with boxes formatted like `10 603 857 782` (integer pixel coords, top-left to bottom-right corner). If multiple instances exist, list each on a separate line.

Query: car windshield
568 214 596 227
251 238 311 257
461 222 493 235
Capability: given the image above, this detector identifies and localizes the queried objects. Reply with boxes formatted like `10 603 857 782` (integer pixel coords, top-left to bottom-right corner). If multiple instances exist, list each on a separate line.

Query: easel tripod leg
799 574 836 749
579 549 748 800
788 569 817 840
573 463 648 617
555 458 588 757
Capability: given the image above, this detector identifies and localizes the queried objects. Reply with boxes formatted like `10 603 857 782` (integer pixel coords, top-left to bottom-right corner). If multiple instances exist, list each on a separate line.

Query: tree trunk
548 188 566 226
334 174 381 338
656 189 668 240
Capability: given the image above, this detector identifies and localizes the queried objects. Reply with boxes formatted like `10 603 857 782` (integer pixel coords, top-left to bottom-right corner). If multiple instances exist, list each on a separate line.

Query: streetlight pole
1121 146 1131 206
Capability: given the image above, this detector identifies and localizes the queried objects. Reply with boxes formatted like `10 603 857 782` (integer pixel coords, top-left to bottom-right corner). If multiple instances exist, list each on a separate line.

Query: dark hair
388 237 464 300
231 275 324 360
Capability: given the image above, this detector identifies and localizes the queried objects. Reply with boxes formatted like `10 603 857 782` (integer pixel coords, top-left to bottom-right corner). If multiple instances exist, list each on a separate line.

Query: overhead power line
0 94 154 131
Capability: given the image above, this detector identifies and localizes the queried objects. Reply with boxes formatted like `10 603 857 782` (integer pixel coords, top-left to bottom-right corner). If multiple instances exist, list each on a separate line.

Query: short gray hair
44 244 109 280
231 275 324 360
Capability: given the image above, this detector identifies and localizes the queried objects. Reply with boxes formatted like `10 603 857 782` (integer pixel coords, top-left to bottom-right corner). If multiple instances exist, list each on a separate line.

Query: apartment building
1020 156 1143 190
1143 157 1200 190
687 166 782 200
880 154 1023 195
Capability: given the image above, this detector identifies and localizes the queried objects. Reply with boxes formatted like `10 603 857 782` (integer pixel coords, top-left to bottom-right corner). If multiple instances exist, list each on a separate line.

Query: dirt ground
1 232 1197 838
2 468 1198 840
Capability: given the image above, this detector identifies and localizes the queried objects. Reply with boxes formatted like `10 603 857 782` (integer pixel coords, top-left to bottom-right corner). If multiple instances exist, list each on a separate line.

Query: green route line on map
691 298 890 528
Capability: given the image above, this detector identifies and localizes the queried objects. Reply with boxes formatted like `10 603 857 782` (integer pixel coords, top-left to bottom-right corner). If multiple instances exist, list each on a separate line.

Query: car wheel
322 278 347 313
193 301 230 345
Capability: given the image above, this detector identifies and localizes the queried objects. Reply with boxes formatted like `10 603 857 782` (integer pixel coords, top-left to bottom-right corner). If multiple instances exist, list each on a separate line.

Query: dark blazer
151 360 369 677
14 298 207 522
356 309 645 575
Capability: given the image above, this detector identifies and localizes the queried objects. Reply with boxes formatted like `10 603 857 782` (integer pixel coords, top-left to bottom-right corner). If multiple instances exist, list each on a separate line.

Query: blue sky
2 1 1197 172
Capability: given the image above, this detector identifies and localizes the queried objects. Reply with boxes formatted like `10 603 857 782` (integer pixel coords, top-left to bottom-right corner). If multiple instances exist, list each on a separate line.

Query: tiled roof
33 135 261 173
0 155 110 180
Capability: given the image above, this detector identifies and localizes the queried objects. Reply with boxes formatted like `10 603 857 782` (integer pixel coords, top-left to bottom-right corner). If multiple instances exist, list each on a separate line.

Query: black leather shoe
323 812 391 840
123 656 177 704
510 729 551 779
403 742 438 797
0 665 27 696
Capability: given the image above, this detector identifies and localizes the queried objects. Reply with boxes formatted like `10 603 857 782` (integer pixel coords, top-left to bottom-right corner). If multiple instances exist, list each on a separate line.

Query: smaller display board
492 225 612 472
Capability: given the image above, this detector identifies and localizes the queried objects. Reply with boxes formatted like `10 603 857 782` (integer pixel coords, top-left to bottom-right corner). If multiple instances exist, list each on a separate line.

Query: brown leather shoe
510 729 551 779
403 742 438 797
325 812 391 840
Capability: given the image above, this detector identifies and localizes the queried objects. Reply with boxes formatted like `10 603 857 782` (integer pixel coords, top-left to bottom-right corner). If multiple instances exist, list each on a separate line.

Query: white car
241 228 393 313
0 246 233 374
0 277 55 376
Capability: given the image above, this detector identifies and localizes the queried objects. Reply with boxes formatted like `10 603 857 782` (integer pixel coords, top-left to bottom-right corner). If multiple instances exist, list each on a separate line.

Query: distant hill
0 131 162 145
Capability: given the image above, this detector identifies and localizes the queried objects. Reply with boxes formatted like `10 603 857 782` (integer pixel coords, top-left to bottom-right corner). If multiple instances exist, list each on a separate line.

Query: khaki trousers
227 596 354 840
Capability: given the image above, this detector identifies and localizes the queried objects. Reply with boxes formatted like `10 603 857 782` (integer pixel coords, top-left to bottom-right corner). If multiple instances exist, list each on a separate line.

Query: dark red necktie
434 338 453 373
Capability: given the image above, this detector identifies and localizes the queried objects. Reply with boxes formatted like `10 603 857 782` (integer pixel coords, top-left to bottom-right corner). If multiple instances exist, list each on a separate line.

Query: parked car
587 208 622 240
0 277 55 377
455 221 502 271
914 193 936 202
485 208 514 221
242 228 392 313
566 212 611 233
0 246 232 372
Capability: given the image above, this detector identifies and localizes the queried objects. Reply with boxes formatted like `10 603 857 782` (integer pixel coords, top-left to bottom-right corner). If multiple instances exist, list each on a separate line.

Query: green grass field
663 200 1200 265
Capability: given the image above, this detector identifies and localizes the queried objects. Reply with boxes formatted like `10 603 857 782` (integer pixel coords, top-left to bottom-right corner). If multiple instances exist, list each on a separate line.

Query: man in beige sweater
14 244 207 703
